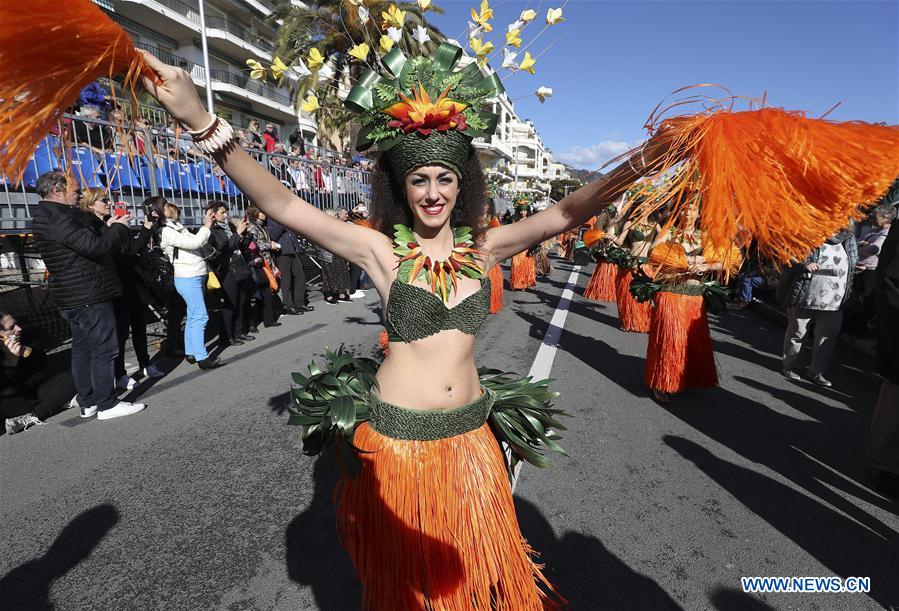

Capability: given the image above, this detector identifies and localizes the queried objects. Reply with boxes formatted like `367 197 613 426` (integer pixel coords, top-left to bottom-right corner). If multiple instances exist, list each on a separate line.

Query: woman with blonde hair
80 190 163 388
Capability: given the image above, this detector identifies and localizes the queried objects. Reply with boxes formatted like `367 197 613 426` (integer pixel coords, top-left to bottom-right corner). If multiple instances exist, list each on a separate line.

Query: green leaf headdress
344 42 505 181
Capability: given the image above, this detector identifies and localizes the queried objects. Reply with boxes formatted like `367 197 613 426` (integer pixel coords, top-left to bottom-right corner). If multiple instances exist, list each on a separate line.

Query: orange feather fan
618 92 899 265
0 0 151 182
582 228 606 248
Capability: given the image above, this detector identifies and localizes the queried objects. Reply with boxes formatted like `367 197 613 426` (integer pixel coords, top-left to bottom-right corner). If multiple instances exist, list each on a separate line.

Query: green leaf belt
288 348 568 476
371 388 494 440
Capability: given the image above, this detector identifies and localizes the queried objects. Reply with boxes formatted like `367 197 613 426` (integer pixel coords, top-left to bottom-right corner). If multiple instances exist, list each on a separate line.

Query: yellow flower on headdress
469 37 494 66
379 35 395 53
307 48 325 71
348 43 370 61
546 7 564 25
471 0 493 33
519 51 536 74
505 29 522 48
301 94 320 113
246 59 266 80
417 0 432 11
519 8 537 23
381 4 406 30
270 56 288 80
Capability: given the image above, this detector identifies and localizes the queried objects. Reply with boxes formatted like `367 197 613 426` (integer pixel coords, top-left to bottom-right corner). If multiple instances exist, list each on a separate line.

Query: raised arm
137 51 390 275
481 141 671 267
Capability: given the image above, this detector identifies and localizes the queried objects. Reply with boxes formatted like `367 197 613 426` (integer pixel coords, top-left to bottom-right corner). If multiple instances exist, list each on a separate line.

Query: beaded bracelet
185 113 235 155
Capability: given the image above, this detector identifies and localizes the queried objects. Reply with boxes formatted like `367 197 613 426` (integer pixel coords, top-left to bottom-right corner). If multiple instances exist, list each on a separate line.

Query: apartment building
95 0 317 142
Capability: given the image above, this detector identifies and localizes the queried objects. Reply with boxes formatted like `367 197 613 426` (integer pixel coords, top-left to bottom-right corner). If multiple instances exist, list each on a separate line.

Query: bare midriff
374 330 482 411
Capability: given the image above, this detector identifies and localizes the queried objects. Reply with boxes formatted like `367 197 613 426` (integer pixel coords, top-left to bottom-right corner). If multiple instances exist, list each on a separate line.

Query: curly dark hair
369 147 489 245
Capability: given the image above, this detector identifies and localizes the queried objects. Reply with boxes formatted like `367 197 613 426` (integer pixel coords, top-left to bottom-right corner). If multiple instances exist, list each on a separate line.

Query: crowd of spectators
2 169 373 434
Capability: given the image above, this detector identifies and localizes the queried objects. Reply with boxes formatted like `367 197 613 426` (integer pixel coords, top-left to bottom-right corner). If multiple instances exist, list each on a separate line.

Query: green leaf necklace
392 224 485 304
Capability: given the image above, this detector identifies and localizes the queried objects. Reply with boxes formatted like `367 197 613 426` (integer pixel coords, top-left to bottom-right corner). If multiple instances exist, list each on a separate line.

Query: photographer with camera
80 190 165 390
206 201 255 347
159 202 224 370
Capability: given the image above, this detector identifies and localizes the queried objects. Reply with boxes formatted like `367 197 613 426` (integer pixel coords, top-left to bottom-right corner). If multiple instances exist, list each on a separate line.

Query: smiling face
403 165 459 231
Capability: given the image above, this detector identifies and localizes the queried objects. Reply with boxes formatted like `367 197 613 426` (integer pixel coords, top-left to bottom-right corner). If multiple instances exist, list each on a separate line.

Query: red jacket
263 132 277 153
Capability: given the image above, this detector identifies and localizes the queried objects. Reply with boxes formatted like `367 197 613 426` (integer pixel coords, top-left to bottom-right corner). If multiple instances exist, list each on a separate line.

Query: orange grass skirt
615 270 651 333
336 420 564 610
510 252 537 290
488 264 505 313
583 261 618 302
645 290 718 394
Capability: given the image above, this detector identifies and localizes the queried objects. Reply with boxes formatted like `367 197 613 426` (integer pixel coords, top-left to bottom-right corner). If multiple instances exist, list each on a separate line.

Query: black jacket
83 214 153 301
777 233 859 308
31 201 129 310
208 222 250 277
267 218 299 255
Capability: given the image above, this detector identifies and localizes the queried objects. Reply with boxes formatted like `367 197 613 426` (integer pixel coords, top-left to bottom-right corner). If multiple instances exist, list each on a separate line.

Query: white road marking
511 265 581 492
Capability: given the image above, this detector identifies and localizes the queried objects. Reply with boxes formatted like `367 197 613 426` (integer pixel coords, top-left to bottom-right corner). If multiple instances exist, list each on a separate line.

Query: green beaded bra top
384 225 491 343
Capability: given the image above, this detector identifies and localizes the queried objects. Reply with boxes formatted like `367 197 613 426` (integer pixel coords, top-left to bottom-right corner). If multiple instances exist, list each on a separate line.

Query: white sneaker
97 401 146 421
67 395 79 410
116 374 137 391
81 405 98 418
143 364 165 378
5 413 44 434
349 290 365 299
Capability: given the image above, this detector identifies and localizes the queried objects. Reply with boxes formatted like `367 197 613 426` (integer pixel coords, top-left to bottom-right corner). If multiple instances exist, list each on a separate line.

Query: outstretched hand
137 50 210 131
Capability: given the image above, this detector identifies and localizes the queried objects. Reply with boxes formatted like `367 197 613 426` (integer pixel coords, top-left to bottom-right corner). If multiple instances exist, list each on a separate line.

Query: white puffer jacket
160 220 211 278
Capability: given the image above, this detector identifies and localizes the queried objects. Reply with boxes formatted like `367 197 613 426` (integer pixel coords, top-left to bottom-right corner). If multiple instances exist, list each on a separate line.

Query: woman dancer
612 209 662 332
509 204 538 291
642 202 725 403
136 46 669 608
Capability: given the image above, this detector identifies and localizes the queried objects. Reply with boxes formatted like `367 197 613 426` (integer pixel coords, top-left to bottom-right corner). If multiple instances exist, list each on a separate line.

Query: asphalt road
2 258 897 610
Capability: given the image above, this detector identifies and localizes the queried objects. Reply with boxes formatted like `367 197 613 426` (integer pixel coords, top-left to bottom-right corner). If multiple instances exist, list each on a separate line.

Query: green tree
550 178 582 202
270 0 447 149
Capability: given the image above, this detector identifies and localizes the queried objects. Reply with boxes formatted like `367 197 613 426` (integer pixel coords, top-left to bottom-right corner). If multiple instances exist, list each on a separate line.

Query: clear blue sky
427 0 898 170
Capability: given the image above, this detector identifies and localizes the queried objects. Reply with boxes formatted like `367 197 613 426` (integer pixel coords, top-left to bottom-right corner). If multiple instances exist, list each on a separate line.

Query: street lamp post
197 0 214 113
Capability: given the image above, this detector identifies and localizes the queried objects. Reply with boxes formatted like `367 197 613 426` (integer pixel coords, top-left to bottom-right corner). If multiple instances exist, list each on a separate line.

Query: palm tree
270 0 447 149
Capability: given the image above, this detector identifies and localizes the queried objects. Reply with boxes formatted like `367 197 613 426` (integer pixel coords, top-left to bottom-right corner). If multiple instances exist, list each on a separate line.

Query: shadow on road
708 587 777 610
284 452 361 610
514 497 683 609
0 504 119 611
664 436 899 609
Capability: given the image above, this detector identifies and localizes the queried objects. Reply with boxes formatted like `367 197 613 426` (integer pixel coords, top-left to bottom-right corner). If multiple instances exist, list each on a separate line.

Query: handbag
206 270 221 290
262 259 279 291
229 252 252 282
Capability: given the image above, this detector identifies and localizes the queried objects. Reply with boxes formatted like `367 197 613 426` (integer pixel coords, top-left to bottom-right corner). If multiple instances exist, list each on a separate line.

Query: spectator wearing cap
31 170 146 421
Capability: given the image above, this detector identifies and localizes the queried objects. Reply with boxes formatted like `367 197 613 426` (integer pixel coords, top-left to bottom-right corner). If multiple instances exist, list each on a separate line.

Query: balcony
134 42 206 84
209 69 295 117
117 0 202 37
472 135 513 160
205 15 273 60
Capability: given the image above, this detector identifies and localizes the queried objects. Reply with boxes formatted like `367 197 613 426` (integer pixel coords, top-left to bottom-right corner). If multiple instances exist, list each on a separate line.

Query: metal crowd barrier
0 113 373 232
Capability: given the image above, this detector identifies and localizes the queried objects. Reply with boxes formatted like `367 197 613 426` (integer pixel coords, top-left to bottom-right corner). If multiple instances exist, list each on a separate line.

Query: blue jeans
174 275 209 360
59 301 119 410
738 275 765 303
